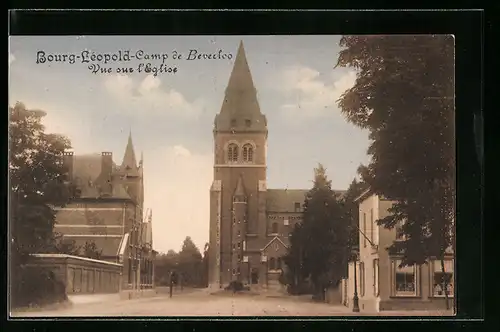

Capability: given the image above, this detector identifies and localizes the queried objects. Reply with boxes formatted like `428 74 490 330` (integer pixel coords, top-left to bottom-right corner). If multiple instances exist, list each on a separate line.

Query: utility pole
352 250 360 313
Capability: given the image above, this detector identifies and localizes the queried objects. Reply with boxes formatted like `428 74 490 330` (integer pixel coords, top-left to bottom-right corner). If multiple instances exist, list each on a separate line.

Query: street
10 288 453 317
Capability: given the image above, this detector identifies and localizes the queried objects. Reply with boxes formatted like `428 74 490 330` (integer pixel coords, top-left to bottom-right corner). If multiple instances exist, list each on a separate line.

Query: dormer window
228 143 239 162
242 144 254 162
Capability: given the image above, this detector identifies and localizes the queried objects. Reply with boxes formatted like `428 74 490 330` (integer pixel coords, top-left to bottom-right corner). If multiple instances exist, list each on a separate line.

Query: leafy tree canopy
336 35 455 266
9 102 72 265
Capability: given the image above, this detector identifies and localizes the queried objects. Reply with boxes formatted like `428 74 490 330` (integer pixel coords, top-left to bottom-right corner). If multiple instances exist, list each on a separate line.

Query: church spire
121 131 139 176
226 41 256 93
214 40 267 133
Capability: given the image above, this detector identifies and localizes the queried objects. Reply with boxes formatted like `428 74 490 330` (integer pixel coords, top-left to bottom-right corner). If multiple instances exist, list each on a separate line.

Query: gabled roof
261 236 288 251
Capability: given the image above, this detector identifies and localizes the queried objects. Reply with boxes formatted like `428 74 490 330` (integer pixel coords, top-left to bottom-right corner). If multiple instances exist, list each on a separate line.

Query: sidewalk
68 293 121 305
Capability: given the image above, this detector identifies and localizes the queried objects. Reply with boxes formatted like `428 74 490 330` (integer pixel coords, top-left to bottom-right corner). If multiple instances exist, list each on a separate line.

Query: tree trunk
440 257 450 310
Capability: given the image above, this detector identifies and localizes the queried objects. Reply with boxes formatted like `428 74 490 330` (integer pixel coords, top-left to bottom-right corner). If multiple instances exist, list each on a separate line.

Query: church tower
209 41 268 288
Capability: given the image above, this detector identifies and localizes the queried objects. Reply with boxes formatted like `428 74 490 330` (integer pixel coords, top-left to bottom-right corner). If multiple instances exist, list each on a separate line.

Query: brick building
56 133 156 291
208 42 344 290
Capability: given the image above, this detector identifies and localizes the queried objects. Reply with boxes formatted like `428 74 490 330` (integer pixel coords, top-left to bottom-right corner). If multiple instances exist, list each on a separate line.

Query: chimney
63 151 74 182
101 152 113 194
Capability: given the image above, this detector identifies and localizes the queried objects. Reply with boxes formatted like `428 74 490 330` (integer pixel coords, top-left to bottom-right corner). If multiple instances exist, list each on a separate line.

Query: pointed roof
121 132 139 176
214 41 267 133
261 236 288 252
226 41 256 93
234 175 246 196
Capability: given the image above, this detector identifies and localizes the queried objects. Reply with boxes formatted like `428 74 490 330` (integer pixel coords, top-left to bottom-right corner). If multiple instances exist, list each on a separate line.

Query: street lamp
351 249 360 313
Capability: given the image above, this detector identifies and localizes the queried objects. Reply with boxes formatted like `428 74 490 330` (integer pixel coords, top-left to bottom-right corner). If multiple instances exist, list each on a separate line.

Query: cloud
9 53 15 65
145 145 213 253
104 74 204 117
278 65 357 119
9 100 95 154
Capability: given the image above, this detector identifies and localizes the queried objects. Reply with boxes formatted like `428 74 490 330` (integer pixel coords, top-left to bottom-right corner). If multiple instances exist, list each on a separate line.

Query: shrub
11 265 68 309
224 280 244 292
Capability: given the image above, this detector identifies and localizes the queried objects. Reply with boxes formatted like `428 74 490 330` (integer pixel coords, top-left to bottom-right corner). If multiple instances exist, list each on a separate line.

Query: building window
393 259 417 296
359 262 365 297
373 259 379 296
432 259 454 297
243 241 246 250
242 144 254 162
271 222 278 234
245 119 251 127
283 218 289 226
363 213 367 247
269 257 276 270
228 143 239 162
232 244 236 250
238 254 241 260
395 220 405 240
237 230 240 236
232 269 236 275
237 242 241 249
370 208 374 243
294 202 301 212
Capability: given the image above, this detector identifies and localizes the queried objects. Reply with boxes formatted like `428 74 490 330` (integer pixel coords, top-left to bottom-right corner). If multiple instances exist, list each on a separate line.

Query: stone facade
57 134 156 291
208 42 345 290
344 191 455 312
27 254 122 294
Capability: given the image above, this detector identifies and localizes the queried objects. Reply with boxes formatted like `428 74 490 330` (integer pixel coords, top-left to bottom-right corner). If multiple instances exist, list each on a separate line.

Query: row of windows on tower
231 119 252 128
228 143 254 162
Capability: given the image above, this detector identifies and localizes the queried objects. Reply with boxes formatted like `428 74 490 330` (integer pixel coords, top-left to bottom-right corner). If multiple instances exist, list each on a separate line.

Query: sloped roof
71 154 131 200
215 41 267 133
266 189 308 212
246 238 269 252
261 236 288 251
266 188 347 212
72 154 118 182
120 133 139 177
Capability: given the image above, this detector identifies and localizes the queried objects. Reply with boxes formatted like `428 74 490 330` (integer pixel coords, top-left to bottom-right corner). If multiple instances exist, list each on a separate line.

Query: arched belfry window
228 143 239 162
242 144 254 162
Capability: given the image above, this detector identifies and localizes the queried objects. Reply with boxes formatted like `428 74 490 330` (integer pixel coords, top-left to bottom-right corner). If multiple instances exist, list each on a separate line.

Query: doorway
251 269 259 284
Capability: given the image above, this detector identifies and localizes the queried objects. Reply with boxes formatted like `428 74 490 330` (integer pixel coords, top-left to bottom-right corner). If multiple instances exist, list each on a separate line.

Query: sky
9 35 370 254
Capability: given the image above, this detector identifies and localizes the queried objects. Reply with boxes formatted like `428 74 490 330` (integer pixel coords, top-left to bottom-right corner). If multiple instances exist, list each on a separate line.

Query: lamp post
352 249 360 313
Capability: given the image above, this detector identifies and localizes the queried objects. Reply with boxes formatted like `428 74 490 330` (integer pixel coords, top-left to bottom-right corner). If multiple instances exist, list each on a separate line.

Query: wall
351 194 455 312
28 254 123 295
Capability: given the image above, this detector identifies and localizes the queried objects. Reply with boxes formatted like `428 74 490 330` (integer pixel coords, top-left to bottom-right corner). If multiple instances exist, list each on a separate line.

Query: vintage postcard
8 34 456 317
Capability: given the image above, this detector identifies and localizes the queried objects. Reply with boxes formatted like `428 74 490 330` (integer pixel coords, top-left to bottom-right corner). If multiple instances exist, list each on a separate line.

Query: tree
282 222 309 293
81 241 103 260
201 243 209 287
9 102 72 261
336 35 455 308
9 102 72 307
295 164 350 299
178 237 203 287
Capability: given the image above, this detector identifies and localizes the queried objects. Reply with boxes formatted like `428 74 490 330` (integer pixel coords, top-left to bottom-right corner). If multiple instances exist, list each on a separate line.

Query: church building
208 41 345 290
